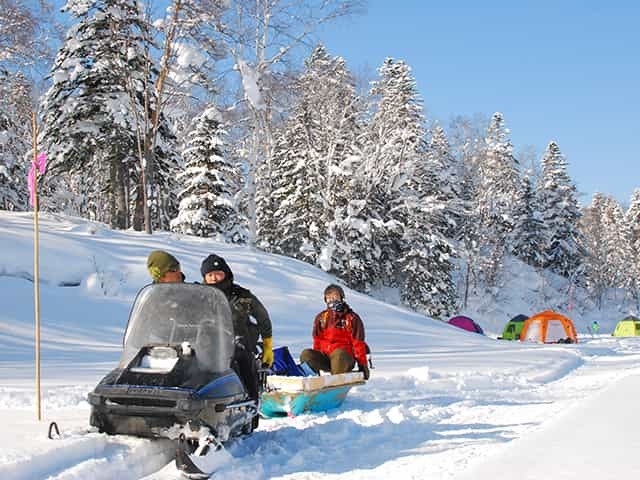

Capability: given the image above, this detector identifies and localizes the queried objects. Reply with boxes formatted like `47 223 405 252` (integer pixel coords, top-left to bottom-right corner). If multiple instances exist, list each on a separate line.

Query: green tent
499 314 528 340
612 316 640 337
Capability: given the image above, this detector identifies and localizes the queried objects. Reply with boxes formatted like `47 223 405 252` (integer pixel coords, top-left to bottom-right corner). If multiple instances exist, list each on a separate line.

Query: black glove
358 362 370 380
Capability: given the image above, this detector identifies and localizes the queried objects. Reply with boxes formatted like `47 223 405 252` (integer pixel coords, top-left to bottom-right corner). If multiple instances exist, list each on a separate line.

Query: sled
260 371 365 417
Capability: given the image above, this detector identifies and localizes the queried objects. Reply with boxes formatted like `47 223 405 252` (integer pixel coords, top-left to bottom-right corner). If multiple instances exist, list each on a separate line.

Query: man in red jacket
299 284 370 380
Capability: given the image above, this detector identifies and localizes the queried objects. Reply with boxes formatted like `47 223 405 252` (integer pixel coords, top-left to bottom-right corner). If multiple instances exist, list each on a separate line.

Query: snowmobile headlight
87 393 104 405
177 398 202 410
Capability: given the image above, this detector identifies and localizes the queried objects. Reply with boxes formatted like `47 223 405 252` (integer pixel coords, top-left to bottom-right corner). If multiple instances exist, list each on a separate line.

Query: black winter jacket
208 279 272 353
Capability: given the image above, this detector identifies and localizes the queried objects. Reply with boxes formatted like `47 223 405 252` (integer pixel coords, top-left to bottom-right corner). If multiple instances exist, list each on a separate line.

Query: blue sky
318 0 639 205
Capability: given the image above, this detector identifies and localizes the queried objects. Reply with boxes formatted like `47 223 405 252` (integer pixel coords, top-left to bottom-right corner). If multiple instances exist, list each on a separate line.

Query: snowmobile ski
48 421 61 440
176 433 229 479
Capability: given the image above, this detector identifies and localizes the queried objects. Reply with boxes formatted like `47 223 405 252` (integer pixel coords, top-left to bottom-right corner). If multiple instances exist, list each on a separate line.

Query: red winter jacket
312 306 367 367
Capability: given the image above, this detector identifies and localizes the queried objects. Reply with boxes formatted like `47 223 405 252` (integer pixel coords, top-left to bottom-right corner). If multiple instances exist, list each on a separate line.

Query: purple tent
447 315 484 335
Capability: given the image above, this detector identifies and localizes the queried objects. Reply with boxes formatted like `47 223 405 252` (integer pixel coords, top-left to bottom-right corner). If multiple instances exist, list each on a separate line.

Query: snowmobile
88 283 261 478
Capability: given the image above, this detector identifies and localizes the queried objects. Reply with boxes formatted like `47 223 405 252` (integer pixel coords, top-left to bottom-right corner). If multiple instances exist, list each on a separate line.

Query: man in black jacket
200 254 273 399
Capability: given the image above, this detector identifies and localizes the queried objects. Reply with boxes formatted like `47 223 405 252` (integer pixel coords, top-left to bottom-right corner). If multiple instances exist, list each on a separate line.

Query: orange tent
519 310 578 344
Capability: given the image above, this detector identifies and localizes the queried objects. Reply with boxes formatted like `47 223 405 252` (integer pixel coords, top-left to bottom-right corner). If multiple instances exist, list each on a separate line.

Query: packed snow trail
457 374 640 479
202 339 640 480
0 423 174 480
1 338 639 479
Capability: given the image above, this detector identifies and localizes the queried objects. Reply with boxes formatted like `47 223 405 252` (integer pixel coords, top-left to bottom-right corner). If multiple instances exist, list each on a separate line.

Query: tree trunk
142 148 152 234
115 159 128 229
247 129 258 245
156 187 163 230
133 174 144 231
123 162 130 229
109 159 117 229
463 263 470 309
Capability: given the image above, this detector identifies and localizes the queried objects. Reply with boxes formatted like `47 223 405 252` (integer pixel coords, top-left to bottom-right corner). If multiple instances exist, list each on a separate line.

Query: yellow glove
262 337 274 367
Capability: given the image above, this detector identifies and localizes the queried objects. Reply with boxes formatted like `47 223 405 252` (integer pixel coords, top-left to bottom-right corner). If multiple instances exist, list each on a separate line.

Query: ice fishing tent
447 315 484 334
499 314 528 340
612 316 640 337
519 310 578 344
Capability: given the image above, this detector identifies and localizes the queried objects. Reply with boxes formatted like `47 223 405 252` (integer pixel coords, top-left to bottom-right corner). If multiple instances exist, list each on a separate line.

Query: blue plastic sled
260 372 365 417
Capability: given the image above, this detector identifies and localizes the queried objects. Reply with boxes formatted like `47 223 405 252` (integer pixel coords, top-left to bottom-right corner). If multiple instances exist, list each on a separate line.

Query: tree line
1 0 638 317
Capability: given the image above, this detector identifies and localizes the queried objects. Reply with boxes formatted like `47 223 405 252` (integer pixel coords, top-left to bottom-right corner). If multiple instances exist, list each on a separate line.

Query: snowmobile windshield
120 284 235 373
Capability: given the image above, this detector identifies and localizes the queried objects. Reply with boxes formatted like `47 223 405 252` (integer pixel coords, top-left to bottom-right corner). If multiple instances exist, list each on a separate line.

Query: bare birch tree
0 0 53 68
182 0 365 243
118 0 186 233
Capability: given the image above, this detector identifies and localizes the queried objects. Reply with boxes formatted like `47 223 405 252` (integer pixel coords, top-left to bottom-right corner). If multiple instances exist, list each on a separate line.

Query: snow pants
233 346 259 400
299 348 355 375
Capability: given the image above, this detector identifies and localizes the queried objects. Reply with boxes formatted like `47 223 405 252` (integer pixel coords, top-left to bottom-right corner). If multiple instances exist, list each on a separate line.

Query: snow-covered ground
1 212 639 479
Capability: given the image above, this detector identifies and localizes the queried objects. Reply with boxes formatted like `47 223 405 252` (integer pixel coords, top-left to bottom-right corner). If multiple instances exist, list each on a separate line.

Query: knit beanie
147 250 180 282
323 284 345 301
200 254 233 281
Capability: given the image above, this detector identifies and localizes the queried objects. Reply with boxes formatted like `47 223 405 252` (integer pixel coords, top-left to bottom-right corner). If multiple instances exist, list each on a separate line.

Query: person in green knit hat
146 250 185 283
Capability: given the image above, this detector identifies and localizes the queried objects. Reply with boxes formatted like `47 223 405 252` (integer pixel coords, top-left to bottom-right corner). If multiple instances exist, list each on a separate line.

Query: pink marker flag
28 152 47 208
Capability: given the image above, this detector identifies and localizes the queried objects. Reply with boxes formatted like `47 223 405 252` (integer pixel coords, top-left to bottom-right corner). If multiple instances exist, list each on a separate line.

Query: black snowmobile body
89 283 259 442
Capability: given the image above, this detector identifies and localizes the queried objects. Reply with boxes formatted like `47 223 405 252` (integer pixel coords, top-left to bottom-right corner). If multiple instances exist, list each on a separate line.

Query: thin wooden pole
32 112 42 421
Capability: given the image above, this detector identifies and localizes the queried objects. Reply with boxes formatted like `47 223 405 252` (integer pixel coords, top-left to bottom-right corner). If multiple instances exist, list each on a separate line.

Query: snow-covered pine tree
0 70 30 211
254 147 278 251
40 0 178 230
625 189 640 310
299 45 364 275
425 125 463 239
400 227 456 319
261 45 364 267
397 124 458 318
170 107 246 242
330 179 388 293
582 194 633 307
363 57 425 288
266 105 320 260
475 112 520 286
510 173 545 268
581 193 609 308
448 114 488 194
537 141 584 277
41 0 141 226
602 196 633 292
457 165 482 308
626 189 640 244
447 114 487 305
194 1 359 244
148 119 181 232
399 188 457 319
